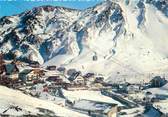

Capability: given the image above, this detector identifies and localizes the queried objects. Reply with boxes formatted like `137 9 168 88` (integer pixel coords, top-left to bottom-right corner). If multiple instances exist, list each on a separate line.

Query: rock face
0 0 168 78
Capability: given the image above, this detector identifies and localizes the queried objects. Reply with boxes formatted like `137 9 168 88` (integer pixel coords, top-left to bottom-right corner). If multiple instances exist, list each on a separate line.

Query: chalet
141 83 151 90
46 76 63 85
19 69 45 82
126 85 141 94
0 53 5 75
19 69 34 82
67 69 77 76
116 83 130 93
150 76 167 88
143 91 154 104
29 61 40 68
4 63 19 80
33 69 45 77
95 76 104 83
57 67 66 73
83 73 95 78
46 66 56 71
71 99 118 117
68 72 85 85
4 63 19 75
14 60 25 67
83 73 95 82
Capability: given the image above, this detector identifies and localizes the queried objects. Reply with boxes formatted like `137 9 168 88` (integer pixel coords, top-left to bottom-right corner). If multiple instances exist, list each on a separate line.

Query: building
68 72 85 85
4 63 19 75
150 76 167 87
144 106 164 117
71 99 118 117
4 63 19 80
46 66 56 71
37 69 44 77
29 61 40 68
57 67 66 73
95 76 104 83
67 69 77 76
116 83 129 93
14 60 25 67
19 69 35 82
19 69 45 83
0 53 5 75
126 85 141 94
83 73 95 82
46 76 63 85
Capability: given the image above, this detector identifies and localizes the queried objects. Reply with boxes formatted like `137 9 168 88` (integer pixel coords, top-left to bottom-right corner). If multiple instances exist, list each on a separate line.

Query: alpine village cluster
0 53 168 117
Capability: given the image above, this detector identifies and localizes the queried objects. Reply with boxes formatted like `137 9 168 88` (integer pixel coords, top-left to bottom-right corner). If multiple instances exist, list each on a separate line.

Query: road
101 89 138 108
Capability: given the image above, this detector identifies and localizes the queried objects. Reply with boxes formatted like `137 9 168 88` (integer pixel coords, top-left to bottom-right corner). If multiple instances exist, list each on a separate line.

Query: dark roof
96 76 104 80
47 66 56 70
47 65 56 67
30 61 39 64
151 76 165 81
57 67 66 72
47 76 62 82
5 63 19 75
83 73 95 78
68 72 81 81
67 69 77 76
29 61 40 66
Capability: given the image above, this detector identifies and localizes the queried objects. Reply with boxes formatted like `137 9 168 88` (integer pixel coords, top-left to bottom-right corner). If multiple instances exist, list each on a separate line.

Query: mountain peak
0 0 168 77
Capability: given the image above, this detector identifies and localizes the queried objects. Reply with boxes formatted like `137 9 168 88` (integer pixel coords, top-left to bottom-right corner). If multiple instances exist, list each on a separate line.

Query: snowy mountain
0 0 168 81
0 85 88 117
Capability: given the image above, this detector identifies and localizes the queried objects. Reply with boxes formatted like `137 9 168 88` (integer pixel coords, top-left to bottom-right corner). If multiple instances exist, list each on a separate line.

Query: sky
0 0 102 18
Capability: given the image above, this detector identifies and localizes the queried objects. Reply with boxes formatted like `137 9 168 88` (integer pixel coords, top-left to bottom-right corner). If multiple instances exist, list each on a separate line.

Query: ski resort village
0 0 168 116
1 52 168 117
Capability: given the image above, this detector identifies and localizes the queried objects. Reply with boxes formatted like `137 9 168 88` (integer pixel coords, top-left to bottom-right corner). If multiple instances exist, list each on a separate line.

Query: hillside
0 85 88 117
0 0 168 81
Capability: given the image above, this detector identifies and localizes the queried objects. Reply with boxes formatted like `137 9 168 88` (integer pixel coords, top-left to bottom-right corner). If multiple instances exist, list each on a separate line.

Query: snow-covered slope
62 89 123 106
0 86 88 117
0 0 168 81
